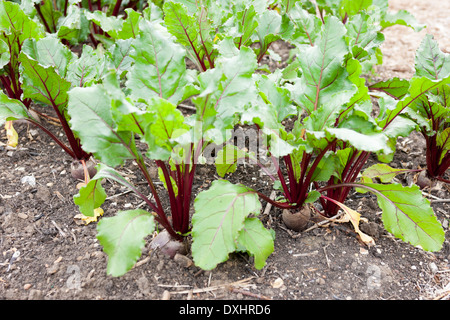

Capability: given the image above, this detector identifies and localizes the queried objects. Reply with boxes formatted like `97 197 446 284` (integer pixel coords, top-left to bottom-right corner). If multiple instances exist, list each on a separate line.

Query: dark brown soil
1 0 449 301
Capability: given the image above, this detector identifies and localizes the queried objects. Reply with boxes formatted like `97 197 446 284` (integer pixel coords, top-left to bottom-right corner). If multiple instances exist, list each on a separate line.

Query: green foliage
97 209 155 277
1 0 445 279
191 180 273 270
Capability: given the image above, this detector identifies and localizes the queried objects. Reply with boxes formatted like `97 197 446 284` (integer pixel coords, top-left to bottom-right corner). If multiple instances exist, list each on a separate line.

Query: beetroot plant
68 16 274 276
216 6 444 252
365 35 450 186
0 1 136 180
408 34 449 184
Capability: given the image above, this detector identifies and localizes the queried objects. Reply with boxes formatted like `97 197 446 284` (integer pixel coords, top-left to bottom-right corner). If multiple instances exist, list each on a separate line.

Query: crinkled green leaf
0 1 44 75
379 76 450 129
345 12 384 62
85 163 145 200
20 36 75 77
97 209 155 277
0 1 44 44
147 97 187 142
436 128 450 164
56 4 90 45
326 127 390 153
163 1 214 70
0 39 9 69
415 34 450 80
243 74 296 131
339 0 372 17
193 43 258 137
221 4 258 49
67 44 108 87
280 2 321 47
106 39 136 78
126 20 190 104
310 151 339 182
85 9 141 40
345 59 371 111
255 9 281 57
262 127 296 158
191 180 261 270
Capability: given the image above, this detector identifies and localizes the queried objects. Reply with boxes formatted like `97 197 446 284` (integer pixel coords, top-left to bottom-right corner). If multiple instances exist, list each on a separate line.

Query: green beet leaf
0 1 44 47
364 183 445 252
280 2 321 47
436 128 450 164
18 38 73 111
380 10 425 32
0 92 31 124
345 12 384 63
193 41 258 141
361 163 410 183
0 39 10 69
369 77 410 100
106 39 136 78
191 180 262 270
97 209 155 277
126 19 191 104
293 16 356 129
236 218 274 270
20 36 75 78
73 162 148 217
67 44 109 87
73 179 107 217
163 1 214 71
67 84 139 167
56 4 90 45
415 34 450 80
379 76 450 130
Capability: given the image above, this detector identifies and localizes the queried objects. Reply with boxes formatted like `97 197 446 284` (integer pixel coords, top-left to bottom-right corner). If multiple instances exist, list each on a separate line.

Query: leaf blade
97 209 155 277
191 180 261 270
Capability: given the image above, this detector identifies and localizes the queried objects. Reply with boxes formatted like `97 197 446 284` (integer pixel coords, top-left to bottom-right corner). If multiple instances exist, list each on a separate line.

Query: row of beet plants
0 0 447 277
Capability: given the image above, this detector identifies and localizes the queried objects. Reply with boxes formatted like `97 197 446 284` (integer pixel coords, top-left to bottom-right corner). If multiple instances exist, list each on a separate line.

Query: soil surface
1 0 449 301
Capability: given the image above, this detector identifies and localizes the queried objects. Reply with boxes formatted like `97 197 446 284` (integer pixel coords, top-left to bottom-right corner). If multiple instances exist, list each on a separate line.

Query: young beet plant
0 2 138 180
366 34 450 187
68 17 274 276
407 34 450 184
217 10 444 252
0 1 90 179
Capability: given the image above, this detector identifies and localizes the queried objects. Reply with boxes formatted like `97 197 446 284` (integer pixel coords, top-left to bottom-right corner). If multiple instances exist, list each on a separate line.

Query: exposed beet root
70 159 97 180
150 229 187 259
416 170 435 189
282 205 311 232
